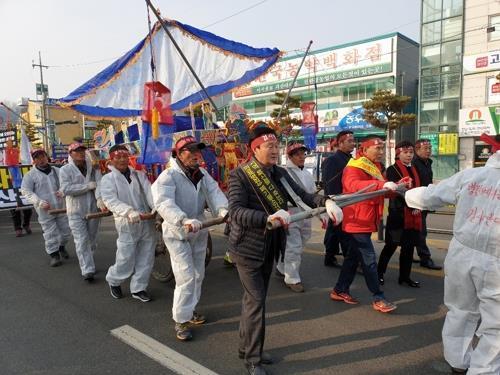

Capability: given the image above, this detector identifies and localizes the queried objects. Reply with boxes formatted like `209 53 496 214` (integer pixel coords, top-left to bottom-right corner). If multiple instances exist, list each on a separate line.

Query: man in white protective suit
152 136 228 341
101 145 156 303
275 143 321 293
59 142 105 282
405 134 500 375
21 148 71 267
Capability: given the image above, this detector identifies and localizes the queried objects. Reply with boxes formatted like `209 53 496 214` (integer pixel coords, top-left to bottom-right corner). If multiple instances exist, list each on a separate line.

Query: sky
0 0 420 103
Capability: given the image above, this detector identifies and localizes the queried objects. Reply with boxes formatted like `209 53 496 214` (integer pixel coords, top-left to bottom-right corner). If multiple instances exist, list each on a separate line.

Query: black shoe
83 273 95 282
175 322 193 341
378 273 384 286
238 349 273 365
245 363 268 375
132 290 151 302
49 252 62 267
451 367 467 374
413 258 420 263
398 278 420 288
420 259 442 270
58 246 69 259
110 285 123 299
324 255 341 268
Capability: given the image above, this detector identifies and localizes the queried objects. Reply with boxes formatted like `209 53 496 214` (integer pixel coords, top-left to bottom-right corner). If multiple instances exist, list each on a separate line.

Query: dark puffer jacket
228 159 326 261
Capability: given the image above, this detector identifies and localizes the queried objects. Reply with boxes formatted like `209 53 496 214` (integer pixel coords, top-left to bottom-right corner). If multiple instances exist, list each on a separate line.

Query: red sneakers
330 290 359 305
372 299 397 313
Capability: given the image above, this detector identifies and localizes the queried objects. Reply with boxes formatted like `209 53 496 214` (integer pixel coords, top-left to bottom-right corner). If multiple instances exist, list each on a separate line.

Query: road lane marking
111 325 219 375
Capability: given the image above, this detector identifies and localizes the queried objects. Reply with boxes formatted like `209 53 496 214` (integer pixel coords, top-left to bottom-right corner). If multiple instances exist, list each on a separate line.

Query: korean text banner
0 165 32 210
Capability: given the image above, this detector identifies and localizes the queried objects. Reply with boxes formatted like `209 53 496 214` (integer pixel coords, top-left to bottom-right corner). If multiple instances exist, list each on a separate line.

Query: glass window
422 67 441 76
349 86 360 102
440 73 460 98
489 14 500 42
422 75 440 100
422 44 441 67
254 100 266 113
342 87 349 102
366 83 376 98
422 20 441 45
423 0 442 23
439 99 459 124
441 40 461 65
442 0 462 18
420 101 439 124
441 64 461 73
442 17 462 41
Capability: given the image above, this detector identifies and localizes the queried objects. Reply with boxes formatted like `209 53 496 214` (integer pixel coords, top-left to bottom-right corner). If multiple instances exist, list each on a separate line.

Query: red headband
415 140 431 149
361 138 384 149
396 146 414 156
110 150 130 159
250 133 278 152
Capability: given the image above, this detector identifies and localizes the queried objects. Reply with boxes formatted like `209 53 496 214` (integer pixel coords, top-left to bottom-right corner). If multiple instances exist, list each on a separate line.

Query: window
441 39 461 65
489 14 500 42
440 73 460 98
420 101 439 124
342 87 349 102
254 100 266 113
439 99 459 124
422 21 441 45
442 0 462 18
349 86 360 102
442 17 462 42
423 0 442 23
422 75 440 100
422 44 441 67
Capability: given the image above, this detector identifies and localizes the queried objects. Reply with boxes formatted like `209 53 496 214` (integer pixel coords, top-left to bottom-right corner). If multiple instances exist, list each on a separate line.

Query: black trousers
10 209 33 231
231 249 274 366
378 243 414 281
416 212 432 260
323 219 350 258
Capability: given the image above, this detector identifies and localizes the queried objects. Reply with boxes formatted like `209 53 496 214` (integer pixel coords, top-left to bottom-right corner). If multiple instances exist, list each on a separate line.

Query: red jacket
341 165 386 233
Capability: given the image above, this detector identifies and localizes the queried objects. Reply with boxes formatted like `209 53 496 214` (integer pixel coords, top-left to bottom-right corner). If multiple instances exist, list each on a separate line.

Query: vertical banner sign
438 133 458 155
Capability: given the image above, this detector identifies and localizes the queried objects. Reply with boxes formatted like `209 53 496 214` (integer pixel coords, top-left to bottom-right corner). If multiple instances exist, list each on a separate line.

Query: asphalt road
0 211 453 375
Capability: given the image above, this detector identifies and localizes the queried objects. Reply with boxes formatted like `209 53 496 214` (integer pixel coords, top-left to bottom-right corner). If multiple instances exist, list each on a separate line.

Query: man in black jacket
228 126 343 375
412 139 442 270
322 130 355 267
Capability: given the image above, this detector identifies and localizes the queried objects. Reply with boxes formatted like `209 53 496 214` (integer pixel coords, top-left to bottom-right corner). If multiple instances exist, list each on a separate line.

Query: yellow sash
242 160 287 213
347 157 384 181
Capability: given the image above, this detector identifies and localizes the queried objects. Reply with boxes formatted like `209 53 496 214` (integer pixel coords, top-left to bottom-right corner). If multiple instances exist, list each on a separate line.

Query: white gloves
96 198 107 211
319 213 329 229
38 200 50 210
183 218 202 233
404 187 429 211
127 210 141 224
383 181 399 191
267 209 291 228
218 208 229 218
87 181 97 191
325 199 343 225
55 191 64 199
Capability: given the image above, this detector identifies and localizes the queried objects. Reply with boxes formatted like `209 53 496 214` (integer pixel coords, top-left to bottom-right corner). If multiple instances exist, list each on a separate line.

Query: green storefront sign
251 63 392 96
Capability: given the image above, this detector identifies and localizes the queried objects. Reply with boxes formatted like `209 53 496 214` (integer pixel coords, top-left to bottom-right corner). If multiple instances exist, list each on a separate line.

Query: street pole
32 51 49 151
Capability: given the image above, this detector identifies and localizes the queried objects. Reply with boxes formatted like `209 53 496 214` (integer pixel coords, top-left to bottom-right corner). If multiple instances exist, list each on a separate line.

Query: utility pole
32 51 49 150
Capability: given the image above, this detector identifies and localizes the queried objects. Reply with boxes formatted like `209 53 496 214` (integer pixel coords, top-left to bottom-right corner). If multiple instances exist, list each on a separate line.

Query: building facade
419 0 500 178
460 0 500 169
231 33 419 151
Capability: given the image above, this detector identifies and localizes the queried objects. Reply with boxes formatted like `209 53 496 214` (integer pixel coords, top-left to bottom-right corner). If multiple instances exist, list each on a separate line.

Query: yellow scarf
347 156 384 180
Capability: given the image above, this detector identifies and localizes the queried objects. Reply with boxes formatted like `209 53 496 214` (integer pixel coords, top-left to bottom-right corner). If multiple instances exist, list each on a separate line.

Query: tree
269 92 302 135
363 89 416 164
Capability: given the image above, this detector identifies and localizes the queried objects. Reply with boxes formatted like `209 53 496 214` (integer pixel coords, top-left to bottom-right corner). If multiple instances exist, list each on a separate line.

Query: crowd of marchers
15 126 500 375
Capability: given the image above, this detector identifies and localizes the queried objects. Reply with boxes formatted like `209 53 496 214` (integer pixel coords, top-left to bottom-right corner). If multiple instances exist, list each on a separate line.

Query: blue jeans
334 233 385 301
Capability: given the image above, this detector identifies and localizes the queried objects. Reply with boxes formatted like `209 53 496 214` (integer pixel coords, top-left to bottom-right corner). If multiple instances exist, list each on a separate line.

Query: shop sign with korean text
0 165 32 210
233 37 393 98
463 50 500 74
459 106 500 137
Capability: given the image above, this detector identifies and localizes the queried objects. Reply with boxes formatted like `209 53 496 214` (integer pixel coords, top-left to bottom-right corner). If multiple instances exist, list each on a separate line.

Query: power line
203 0 268 29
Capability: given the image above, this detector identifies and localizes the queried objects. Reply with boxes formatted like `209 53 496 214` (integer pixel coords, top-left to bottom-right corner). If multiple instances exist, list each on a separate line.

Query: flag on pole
20 126 32 165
